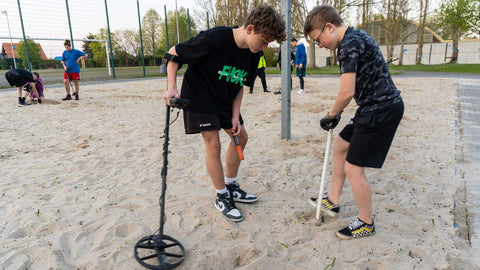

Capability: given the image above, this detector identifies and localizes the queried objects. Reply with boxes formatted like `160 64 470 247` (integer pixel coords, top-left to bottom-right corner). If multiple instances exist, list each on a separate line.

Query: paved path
456 77 480 266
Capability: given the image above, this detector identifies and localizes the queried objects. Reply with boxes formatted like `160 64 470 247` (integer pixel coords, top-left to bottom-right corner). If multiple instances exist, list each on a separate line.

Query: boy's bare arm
329 72 355 116
231 87 244 135
163 47 180 106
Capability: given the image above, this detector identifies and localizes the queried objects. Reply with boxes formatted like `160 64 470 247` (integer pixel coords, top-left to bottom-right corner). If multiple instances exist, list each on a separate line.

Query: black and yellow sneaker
336 218 375 240
308 196 340 217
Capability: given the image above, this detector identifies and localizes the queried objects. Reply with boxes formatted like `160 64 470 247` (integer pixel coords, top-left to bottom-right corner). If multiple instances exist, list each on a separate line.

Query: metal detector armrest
169 98 190 109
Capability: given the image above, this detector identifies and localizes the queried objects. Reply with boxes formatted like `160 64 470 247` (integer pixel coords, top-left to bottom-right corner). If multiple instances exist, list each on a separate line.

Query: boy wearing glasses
163 5 286 222
304 4 404 239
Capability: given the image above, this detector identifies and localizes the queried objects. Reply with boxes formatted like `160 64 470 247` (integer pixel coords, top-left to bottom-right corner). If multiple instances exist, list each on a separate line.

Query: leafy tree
142 9 162 65
89 28 118 67
433 0 480 63
16 39 42 69
82 33 95 59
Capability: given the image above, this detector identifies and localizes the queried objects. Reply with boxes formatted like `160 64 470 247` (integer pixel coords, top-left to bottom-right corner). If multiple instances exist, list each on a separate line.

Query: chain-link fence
0 0 204 88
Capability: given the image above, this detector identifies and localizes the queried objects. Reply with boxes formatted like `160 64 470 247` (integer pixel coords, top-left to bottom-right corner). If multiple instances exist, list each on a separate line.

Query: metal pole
65 0 74 49
1 11 17 69
105 41 111 76
207 11 210 29
137 0 146 76
187 8 191 39
104 0 116 78
17 0 31 72
165 5 169 50
175 0 180 44
281 0 292 140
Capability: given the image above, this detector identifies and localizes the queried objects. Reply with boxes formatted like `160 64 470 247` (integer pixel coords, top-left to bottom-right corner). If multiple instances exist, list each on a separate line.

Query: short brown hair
64 39 71 46
304 4 343 40
244 4 286 43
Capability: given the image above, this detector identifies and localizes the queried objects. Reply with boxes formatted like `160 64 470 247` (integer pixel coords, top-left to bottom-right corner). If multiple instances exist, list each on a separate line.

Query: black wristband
163 52 183 71
163 53 180 63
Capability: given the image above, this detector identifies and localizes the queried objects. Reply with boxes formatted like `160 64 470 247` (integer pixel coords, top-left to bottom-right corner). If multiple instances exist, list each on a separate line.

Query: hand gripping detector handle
231 129 244 160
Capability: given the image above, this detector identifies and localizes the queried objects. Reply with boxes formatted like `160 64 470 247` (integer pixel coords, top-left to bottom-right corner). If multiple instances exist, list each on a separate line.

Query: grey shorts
183 110 244 134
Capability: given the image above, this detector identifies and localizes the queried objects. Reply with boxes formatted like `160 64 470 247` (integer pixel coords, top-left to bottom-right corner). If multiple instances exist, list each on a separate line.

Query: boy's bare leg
344 162 372 224
64 79 70 95
201 130 226 190
328 136 349 204
224 126 248 178
73 80 80 94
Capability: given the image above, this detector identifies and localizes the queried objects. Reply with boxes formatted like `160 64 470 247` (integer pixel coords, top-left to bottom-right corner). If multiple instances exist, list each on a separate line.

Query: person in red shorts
61 39 88 100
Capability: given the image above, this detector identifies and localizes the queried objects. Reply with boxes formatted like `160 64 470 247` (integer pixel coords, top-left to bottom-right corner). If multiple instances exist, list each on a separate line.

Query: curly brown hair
243 4 286 43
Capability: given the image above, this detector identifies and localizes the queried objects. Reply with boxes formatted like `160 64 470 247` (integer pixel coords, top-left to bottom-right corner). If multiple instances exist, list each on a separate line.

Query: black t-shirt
337 27 401 112
175 26 260 115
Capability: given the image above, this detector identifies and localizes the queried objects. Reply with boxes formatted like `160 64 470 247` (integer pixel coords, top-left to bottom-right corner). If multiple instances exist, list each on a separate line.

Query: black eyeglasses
313 24 327 46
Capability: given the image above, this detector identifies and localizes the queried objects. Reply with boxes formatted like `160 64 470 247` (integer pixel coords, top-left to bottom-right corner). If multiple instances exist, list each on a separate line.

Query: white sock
225 176 238 185
216 187 229 197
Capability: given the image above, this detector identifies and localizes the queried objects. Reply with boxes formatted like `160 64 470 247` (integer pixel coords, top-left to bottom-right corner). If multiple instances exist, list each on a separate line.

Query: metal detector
64 70 77 96
315 129 333 225
134 97 189 269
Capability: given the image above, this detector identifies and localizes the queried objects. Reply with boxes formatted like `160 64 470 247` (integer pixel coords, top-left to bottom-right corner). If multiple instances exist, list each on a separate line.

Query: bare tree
194 0 217 30
114 29 140 66
416 0 429 64
397 0 414 65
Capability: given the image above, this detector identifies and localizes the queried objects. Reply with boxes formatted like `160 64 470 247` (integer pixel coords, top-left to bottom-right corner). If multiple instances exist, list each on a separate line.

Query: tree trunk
450 34 459 64
416 0 429 64
307 40 315 68
399 24 405 66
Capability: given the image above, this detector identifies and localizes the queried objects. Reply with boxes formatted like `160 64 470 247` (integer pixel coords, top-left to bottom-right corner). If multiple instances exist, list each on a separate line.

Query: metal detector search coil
134 98 190 269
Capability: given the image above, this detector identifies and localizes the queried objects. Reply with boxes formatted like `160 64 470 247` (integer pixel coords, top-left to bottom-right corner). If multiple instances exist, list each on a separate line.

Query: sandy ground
0 75 477 269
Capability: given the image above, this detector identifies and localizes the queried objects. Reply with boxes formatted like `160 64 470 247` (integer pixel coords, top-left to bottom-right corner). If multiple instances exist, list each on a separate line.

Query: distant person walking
61 39 88 100
292 38 307 94
250 51 270 94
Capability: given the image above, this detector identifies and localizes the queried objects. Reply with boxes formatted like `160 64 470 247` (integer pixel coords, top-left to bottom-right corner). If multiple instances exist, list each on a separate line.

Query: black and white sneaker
226 183 258 203
336 218 375 240
308 196 340 217
215 192 243 222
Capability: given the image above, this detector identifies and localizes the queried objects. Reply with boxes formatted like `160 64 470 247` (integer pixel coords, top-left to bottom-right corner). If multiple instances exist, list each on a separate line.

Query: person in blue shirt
292 38 307 94
61 39 88 100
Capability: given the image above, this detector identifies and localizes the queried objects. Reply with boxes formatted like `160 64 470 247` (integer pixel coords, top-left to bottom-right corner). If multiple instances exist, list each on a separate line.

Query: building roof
363 20 444 45
1 42 48 60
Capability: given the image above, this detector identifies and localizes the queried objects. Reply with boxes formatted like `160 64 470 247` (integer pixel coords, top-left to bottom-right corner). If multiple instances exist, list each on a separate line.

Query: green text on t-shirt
218 65 247 86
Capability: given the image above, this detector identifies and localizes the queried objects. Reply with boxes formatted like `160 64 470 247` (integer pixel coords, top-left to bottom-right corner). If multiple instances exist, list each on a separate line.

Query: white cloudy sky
1 0 442 58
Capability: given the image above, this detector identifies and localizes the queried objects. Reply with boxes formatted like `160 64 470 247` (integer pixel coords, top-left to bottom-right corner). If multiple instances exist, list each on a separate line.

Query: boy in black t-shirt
304 4 404 239
163 5 286 222
5 68 40 107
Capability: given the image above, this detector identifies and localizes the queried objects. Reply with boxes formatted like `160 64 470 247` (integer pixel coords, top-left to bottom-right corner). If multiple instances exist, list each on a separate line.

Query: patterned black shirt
337 27 401 112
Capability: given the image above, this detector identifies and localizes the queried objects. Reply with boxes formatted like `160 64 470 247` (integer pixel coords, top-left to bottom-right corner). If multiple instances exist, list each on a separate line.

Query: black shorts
339 100 404 168
5 70 29 87
183 110 244 134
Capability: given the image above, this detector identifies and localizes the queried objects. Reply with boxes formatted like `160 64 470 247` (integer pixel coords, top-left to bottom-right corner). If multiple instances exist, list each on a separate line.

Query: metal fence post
65 0 74 49
187 8 191 39
17 0 31 71
281 0 292 140
104 0 116 78
137 0 146 76
165 5 169 50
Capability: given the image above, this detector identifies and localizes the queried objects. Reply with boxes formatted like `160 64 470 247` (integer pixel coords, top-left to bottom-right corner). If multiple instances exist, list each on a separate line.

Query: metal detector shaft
64 70 76 95
316 129 333 220
159 105 171 236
